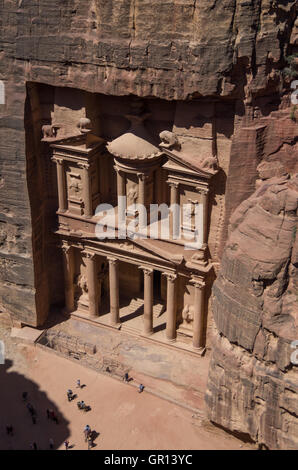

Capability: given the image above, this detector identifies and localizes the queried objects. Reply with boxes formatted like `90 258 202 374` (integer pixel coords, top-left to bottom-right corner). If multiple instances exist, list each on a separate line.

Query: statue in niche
181 304 194 328
75 273 88 301
69 175 82 196
127 184 139 206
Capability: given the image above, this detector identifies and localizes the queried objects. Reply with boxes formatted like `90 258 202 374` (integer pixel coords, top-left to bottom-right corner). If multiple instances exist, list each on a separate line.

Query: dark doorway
153 271 162 300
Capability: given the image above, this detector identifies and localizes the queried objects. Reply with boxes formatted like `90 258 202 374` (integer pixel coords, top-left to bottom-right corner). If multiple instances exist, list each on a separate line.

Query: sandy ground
0 328 253 451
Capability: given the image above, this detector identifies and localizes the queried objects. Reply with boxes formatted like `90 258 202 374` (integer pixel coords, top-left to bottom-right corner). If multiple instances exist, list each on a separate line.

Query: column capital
196 186 209 196
107 256 119 266
163 272 177 283
77 161 91 170
139 266 153 277
114 165 125 176
167 180 179 189
191 278 206 289
52 156 64 165
61 242 72 254
82 250 96 260
137 173 149 182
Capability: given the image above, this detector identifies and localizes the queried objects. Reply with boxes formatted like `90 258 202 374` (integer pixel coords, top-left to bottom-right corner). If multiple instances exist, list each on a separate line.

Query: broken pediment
159 131 219 179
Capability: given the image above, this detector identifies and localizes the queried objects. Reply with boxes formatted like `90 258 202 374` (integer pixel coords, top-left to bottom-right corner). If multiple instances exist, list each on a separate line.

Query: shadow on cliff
0 359 70 450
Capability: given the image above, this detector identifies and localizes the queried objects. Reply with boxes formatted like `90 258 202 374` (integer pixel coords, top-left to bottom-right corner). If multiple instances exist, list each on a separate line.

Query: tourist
123 372 129 383
84 425 91 441
49 438 54 450
138 384 145 393
30 442 37 450
67 389 73 402
76 379 81 388
87 435 93 450
64 440 69 450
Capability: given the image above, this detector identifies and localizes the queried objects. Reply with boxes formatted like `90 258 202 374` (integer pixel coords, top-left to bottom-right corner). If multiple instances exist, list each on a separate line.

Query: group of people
6 373 146 450
123 372 145 393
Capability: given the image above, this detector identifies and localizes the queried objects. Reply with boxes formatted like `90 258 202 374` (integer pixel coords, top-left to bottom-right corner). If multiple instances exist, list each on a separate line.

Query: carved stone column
52 157 67 212
108 257 120 326
62 243 75 313
164 273 177 342
137 173 148 228
192 279 206 349
142 267 154 336
83 251 99 317
198 187 209 245
78 162 93 218
168 182 179 239
116 167 126 200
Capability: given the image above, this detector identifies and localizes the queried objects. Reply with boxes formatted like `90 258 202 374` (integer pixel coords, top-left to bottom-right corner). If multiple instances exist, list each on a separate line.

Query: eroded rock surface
206 174 298 449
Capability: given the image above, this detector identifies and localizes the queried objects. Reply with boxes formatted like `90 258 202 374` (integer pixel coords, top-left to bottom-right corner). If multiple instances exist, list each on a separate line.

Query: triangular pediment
93 237 184 266
161 147 218 179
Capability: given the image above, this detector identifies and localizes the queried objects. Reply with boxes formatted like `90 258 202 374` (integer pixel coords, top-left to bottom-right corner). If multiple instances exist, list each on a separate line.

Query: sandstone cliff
206 172 298 449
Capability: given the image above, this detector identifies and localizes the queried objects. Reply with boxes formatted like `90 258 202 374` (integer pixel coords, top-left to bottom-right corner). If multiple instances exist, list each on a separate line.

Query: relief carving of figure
75 274 88 300
127 184 139 206
159 131 181 150
42 124 60 140
182 304 194 326
201 155 218 172
69 175 82 196
77 117 92 134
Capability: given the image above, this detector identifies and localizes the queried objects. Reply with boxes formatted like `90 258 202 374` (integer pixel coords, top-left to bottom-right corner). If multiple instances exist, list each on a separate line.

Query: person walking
84 425 91 442
87 434 93 450
64 440 69 450
49 438 54 450
76 379 81 388
138 384 145 393
30 442 37 450
67 389 73 402
123 372 129 383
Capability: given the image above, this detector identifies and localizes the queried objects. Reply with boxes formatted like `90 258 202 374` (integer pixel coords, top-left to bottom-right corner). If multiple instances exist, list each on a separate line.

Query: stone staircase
120 297 165 335
121 297 165 317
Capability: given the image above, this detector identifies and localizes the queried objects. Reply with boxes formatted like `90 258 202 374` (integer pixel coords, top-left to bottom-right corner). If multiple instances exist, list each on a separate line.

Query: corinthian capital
163 272 177 283
77 162 90 170
52 157 64 165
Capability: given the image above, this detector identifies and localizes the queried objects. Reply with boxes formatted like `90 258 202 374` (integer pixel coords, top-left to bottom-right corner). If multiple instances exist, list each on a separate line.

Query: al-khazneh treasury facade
43 99 219 354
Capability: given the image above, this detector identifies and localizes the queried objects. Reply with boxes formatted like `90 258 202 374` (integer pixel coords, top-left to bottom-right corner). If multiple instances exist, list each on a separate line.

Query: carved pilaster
52 157 67 212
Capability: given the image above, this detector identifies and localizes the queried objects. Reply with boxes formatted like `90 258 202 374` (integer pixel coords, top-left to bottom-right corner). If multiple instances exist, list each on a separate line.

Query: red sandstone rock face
206 175 298 449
